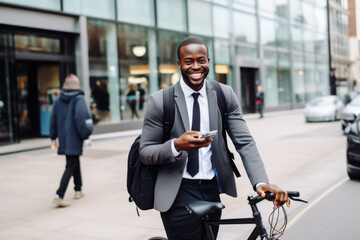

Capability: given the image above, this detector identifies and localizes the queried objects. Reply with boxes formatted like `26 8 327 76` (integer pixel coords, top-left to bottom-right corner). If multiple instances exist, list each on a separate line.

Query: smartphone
201 130 218 138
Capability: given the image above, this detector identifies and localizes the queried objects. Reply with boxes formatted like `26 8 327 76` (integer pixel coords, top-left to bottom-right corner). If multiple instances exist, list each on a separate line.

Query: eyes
184 58 207 65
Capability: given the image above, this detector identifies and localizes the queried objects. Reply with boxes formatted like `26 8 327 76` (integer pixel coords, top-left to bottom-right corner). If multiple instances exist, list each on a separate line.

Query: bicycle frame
203 195 273 240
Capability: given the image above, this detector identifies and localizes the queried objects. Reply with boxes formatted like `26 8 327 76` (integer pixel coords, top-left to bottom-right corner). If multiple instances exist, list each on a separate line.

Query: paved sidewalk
0 108 345 240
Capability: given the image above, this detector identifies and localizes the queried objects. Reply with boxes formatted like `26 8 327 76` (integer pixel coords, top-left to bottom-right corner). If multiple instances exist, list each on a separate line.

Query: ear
177 59 181 67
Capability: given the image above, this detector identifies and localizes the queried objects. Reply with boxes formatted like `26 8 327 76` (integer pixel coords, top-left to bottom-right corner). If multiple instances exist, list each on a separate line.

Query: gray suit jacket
139 80 269 212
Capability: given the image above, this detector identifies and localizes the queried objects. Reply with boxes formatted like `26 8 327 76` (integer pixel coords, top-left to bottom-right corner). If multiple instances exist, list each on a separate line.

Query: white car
304 95 344 122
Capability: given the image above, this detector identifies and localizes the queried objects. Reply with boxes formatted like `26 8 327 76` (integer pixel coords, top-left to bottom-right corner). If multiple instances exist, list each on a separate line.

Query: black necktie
187 92 200 177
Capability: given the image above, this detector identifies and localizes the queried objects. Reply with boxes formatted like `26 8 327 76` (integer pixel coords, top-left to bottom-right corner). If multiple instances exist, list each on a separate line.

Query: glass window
117 0 155 26
188 0 212 36
233 11 257 44
275 0 289 20
276 22 289 49
235 45 258 58
303 29 315 53
315 0 326 7
263 50 278 107
260 18 276 47
117 24 157 120
88 20 120 124
157 0 186 31
214 40 230 65
277 52 291 105
212 0 228 6
14 34 61 54
291 0 303 24
0 33 6 53
314 7 327 31
302 2 315 27
233 0 255 7
293 54 305 104
63 0 115 20
304 55 317 101
158 31 187 88
0 0 60 11
258 0 276 14
292 25 303 52
0 58 13 143
213 5 229 39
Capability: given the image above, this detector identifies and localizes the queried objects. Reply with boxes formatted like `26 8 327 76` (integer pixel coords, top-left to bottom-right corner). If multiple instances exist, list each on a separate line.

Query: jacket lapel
207 81 218 132
174 81 190 131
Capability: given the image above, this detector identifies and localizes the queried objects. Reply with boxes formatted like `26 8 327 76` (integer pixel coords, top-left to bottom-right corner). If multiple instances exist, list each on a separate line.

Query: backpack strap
208 80 241 178
163 86 175 141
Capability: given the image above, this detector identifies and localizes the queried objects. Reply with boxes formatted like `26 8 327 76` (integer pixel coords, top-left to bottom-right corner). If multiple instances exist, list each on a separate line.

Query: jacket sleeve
73 96 93 140
49 101 58 140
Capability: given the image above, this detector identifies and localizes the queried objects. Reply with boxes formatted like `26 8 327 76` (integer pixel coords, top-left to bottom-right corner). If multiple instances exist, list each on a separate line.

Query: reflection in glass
0 59 12 143
304 55 317 101
235 45 258 58
117 24 157 120
157 0 186 31
158 31 186 88
276 22 289 49
293 54 305 104
233 12 257 44
264 50 278 107
261 18 276 46
188 0 212 36
214 40 230 65
303 29 315 53
213 5 229 39
88 20 120 124
292 25 303 52
117 0 155 26
15 34 61 54
63 0 115 20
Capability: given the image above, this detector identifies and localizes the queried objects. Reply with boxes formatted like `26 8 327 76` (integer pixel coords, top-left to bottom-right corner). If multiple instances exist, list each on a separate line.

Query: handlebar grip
264 191 300 201
287 191 300 197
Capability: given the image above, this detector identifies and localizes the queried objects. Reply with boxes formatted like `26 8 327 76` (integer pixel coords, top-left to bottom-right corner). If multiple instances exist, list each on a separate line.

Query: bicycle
185 191 308 240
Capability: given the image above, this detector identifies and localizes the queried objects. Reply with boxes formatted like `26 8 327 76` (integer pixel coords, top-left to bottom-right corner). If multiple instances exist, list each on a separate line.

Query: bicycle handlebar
264 191 308 203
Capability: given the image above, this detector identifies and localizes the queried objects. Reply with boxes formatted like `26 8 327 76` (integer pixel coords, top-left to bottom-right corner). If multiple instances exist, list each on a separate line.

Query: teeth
191 73 202 77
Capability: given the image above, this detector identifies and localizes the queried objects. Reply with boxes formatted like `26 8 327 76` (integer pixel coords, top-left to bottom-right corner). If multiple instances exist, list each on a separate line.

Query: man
256 85 264 118
50 74 93 207
139 38 289 239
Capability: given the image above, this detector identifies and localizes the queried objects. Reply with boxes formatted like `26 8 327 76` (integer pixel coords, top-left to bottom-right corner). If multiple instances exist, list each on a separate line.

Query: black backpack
127 81 240 212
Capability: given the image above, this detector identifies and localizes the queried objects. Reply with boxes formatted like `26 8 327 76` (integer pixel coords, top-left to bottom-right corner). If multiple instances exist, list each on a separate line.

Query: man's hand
256 184 290 208
174 131 213 152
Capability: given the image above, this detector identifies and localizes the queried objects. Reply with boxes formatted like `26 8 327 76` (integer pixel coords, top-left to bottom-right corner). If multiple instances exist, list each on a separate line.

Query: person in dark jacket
50 74 93 207
255 85 264 118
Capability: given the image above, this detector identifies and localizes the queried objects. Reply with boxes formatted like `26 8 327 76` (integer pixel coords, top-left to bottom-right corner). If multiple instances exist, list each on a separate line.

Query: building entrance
16 62 61 138
240 67 259 114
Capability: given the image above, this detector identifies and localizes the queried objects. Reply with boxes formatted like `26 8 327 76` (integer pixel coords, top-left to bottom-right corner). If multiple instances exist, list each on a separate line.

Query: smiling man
139 38 289 240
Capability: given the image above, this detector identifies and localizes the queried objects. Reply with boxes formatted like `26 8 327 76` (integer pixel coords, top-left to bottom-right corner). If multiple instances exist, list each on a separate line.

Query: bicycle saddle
185 201 225 218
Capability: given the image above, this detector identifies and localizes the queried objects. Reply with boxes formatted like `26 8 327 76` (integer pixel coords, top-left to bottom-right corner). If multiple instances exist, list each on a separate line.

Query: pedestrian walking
139 38 289 240
50 74 93 207
256 85 264 118
127 84 139 119
137 83 146 111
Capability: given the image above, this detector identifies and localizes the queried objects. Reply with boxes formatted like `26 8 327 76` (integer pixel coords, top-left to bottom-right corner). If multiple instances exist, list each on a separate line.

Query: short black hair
177 37 209 60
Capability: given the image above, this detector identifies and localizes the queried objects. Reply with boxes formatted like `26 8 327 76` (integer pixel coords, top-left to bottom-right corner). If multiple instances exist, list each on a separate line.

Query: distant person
90 102 100 124
127 84 139 119
256 85 264 118
50 74 93 207
137 83 146 111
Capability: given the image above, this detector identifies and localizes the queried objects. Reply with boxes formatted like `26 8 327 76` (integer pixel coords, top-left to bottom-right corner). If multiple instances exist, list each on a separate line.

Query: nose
192 61 200 69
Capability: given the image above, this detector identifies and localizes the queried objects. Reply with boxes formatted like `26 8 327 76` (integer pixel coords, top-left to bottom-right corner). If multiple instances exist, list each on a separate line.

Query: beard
181 69 209 89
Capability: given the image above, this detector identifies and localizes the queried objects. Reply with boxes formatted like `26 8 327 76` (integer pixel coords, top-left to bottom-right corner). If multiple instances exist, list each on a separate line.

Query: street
0 110 352 239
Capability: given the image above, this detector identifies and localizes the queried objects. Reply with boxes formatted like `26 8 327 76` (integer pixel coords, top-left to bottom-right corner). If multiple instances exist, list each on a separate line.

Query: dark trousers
160 178 221 240
56 155 82 198
256 104 264 118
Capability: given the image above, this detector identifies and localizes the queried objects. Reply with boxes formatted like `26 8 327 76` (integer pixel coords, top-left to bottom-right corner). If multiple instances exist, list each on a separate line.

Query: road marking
287 177 348 229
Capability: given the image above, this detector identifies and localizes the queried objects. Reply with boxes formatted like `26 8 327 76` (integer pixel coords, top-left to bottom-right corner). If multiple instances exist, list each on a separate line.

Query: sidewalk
2 108 335 240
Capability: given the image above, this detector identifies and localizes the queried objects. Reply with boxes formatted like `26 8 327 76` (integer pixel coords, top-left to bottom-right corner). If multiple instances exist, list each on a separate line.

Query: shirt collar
180 76 207 99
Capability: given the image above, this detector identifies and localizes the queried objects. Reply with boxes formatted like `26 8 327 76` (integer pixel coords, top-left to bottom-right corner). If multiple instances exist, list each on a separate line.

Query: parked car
341 95 360 131
346 114 360 180
304 95 344 122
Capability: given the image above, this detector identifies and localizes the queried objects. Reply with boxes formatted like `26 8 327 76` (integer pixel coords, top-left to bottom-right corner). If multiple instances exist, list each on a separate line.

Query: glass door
16 62 60 138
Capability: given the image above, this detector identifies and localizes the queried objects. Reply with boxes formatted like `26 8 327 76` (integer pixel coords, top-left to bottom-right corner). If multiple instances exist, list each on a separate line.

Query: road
0 110 350 239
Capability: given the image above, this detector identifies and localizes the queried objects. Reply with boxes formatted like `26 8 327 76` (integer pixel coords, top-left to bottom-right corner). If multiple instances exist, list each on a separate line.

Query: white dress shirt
171 78 215 180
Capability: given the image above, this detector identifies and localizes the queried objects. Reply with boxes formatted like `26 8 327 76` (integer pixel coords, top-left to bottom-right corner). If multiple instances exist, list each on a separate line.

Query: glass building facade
0 0 329 144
